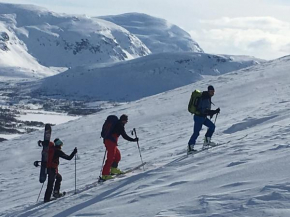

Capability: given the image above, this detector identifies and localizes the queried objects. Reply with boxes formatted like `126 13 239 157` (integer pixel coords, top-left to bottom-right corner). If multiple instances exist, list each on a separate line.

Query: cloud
191 17 290 60
248 39 271 49
280 43 290 53
200 17 290 30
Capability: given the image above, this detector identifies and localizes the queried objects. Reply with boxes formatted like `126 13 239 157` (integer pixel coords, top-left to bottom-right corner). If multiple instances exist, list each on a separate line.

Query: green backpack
188 90 202 115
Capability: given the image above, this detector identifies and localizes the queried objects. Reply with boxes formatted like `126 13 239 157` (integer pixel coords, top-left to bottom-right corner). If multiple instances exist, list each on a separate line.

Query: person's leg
111 148 124 174
204 118 215 138
113 147 121 165
53 173 62 193
102 140 117 176
188 115 205 146
44 168 56 202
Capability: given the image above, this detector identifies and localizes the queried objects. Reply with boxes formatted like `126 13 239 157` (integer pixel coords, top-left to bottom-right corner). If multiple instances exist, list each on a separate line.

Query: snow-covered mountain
99 13 203 54
0 2 261 82
0 17 57 78
0 3 150 70
1 55 290 216
35 52 262 101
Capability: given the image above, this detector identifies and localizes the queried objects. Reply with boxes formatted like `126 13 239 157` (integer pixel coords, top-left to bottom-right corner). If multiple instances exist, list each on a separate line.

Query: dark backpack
188 90 202 115
101 115 119 139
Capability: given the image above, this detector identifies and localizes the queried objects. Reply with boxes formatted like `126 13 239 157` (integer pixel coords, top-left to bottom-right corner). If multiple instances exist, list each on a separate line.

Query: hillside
1 55 290 216
99 13 203 54
0 19 57 78
0 3 150 70
34 52 262 101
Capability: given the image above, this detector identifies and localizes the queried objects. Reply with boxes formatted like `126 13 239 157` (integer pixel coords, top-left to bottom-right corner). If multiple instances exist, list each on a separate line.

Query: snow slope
35 52 262 101
99 13 204 54
1 55 290 216
0 3 150 69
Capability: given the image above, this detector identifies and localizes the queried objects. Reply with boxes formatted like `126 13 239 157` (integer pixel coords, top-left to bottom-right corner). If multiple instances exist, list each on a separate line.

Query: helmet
54 138 63 146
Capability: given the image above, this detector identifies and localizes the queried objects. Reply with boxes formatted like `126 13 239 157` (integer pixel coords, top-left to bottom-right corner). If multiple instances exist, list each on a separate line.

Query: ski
123 162 146 174
187 134 248 156
98 162 146 183
38 124 52 183
167 134 248 166
187 142 229 155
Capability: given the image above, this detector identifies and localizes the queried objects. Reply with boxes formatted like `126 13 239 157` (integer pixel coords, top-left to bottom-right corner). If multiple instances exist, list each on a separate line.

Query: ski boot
203 137 216 149
187 144 197 154
53 191 64 198
110 167 125 175
100 175 114 182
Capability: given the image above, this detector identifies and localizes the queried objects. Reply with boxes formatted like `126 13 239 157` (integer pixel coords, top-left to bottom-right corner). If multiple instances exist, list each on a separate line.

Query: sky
1 0 290 60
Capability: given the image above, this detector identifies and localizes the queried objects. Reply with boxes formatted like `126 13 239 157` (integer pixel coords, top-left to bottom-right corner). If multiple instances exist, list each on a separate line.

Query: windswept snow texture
99 13 204 54
36 52 261 101
1 55 290 217
0 3 150 69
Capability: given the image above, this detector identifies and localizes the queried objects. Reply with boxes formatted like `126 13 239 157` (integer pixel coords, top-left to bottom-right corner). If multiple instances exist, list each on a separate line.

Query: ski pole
74 154 77 194
132 128 145 171
99 150 107 178
214 113 219 124
36 182 45 203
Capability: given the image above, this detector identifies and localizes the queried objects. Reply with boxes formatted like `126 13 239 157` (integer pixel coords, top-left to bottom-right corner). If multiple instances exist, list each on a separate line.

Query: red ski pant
102 139 121 175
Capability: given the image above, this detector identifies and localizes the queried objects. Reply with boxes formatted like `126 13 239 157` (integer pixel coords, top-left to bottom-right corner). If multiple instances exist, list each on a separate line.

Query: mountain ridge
99 12 203 54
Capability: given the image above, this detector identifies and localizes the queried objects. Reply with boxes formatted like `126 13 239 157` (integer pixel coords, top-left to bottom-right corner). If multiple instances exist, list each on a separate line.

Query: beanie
120 114 128 122
208 85 215 91
54 138 63 146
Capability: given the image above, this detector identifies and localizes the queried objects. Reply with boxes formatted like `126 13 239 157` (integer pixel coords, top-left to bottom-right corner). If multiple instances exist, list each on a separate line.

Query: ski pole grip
133 128 138 143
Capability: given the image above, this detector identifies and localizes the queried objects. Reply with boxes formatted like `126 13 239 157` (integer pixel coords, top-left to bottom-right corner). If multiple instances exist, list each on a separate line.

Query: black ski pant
44 168 62 201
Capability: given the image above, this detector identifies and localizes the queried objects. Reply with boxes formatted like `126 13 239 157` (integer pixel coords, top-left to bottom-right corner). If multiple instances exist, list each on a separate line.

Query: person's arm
206 108 220 118
58 148 77 160
120 127 136 142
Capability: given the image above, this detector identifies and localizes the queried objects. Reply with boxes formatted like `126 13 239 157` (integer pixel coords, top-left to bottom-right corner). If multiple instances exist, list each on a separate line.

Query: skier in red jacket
101 114 138 180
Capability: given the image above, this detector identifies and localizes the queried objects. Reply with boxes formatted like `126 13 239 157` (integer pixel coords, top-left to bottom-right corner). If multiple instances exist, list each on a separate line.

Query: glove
215 108 220 114
207 110 215 119
134 137 139 142
72 147 78 155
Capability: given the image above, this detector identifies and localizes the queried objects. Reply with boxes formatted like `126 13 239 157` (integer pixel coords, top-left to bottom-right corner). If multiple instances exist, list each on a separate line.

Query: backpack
188 90 202 115
47 142 57 168
101 115 119 140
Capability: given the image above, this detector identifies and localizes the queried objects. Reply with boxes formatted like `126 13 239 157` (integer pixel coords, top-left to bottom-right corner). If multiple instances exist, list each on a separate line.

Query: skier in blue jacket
188 85 220 152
